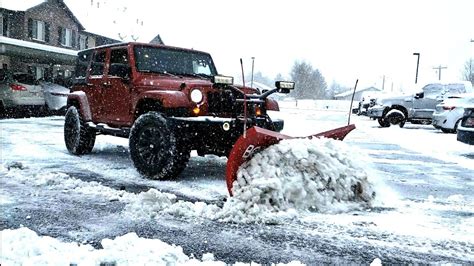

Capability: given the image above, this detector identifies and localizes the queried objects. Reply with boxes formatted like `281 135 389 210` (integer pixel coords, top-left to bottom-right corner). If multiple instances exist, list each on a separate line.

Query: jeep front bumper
169 116 284 156
170 116 284 132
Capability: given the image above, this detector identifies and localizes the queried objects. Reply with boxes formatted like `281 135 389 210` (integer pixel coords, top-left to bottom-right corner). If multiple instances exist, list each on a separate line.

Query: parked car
433 93 474 133
40 81 69 114
357 91 385 116
0 71 45 116
457 106 474 145
367 82 473 127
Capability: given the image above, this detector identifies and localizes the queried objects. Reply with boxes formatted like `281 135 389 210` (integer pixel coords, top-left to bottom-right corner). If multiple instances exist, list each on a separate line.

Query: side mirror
275 81 295 94
415 92 424 99
109 63 131 80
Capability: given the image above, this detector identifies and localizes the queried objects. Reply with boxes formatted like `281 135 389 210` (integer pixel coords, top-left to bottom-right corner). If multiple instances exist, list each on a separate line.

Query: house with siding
0 0 120 83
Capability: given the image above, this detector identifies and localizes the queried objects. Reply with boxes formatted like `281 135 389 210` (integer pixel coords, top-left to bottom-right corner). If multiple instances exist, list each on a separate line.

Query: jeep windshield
134 46 218 78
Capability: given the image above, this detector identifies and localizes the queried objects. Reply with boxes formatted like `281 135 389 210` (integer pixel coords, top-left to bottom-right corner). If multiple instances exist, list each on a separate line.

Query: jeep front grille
207 90 244 114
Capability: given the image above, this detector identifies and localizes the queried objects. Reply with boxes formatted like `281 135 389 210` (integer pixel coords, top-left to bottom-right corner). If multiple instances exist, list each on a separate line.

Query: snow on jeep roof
78 42 210 56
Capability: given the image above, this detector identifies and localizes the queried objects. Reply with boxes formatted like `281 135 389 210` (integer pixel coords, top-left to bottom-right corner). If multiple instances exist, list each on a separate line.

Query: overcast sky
43 0 474 90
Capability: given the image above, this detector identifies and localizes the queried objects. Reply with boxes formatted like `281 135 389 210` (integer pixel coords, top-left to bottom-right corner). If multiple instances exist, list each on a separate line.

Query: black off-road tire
167 138 191 178
64 106 96 154
129 112 184 180
377 118 390 127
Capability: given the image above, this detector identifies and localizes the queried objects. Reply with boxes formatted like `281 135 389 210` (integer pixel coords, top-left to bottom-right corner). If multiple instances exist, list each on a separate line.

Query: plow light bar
275 81 295 93
213 75 234 85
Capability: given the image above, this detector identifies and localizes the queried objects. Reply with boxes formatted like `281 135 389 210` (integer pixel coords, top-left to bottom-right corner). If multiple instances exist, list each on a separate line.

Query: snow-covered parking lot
1 104 473 265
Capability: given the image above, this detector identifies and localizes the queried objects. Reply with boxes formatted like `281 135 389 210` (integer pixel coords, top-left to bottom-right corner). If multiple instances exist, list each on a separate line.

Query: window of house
28 18 49 42
59 27 76 47
32 20 46 41
34 66 45 80
79 35 88 50
0 15 4 36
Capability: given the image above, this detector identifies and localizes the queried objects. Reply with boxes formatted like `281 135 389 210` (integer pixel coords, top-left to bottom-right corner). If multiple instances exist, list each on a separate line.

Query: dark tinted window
90 50 106 76
110 48 128 64
13 73 36 85
75 51 93 78
134 46 217 76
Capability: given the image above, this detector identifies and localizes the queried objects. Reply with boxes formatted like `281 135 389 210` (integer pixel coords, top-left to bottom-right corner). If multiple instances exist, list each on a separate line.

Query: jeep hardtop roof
78 42 211 56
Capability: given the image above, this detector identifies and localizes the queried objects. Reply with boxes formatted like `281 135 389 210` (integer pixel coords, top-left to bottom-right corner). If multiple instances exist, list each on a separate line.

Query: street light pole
413 53 420 84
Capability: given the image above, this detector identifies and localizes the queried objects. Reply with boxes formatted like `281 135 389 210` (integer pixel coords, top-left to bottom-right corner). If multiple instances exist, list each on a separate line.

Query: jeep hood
136 75 259 94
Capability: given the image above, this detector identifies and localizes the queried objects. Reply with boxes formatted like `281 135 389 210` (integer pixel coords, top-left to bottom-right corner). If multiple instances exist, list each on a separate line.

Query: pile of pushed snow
124 138 376 224
1 227 304 266
220 138 376 222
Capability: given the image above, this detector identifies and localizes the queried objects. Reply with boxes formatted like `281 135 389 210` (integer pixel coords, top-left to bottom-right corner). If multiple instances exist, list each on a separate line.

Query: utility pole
433 65 447 81
470 39 473 82
413 53 420 84
250 57 255 88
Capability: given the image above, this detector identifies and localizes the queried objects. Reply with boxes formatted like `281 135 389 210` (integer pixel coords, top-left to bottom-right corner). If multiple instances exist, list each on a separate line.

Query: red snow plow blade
225 124 356 196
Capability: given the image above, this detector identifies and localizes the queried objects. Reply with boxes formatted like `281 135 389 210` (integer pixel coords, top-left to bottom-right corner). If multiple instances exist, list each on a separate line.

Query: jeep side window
110 49 128 65
109 48 131 79
90 50 106 76
74 51 92 84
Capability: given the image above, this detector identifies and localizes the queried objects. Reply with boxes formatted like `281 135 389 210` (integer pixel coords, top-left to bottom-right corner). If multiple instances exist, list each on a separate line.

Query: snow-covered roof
334 86 381 98
0 36 78 56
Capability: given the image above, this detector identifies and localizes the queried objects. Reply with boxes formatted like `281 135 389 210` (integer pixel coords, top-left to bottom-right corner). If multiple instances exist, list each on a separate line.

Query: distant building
334 86 381 101
149 34 164 45
0 0 120 83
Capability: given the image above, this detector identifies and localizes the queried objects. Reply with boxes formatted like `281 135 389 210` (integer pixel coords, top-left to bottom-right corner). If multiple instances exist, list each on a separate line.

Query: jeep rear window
134 46 217 77
75 51 93 79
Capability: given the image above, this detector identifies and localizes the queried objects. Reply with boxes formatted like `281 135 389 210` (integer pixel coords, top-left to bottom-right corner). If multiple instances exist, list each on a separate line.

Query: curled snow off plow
225 124 356 196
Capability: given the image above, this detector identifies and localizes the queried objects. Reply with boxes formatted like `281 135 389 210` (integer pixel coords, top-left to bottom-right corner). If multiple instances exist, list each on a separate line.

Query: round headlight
190 89 203 103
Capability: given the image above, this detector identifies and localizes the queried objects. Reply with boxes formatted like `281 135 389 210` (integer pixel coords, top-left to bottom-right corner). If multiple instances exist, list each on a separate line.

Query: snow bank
0 227 304 266
124 138 376 224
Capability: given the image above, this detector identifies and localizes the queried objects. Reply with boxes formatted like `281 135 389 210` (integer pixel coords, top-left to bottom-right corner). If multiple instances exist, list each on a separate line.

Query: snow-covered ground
1 104 473 265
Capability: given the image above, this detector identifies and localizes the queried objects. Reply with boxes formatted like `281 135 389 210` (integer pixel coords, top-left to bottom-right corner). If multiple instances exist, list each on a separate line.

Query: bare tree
290 61 327 99
461 59 474 85
326 81 348 99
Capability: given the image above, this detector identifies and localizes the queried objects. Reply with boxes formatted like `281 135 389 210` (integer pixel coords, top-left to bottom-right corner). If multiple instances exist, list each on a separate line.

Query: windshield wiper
140 69 178 77
173 73 212 80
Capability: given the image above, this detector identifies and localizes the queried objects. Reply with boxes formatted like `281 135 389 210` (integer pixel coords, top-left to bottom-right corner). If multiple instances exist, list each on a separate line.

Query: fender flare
265 98 280 111
67 91 92 121
136 91 193 109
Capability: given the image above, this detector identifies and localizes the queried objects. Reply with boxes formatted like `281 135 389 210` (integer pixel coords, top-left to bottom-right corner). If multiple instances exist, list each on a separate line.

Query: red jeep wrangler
64 42 294 179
